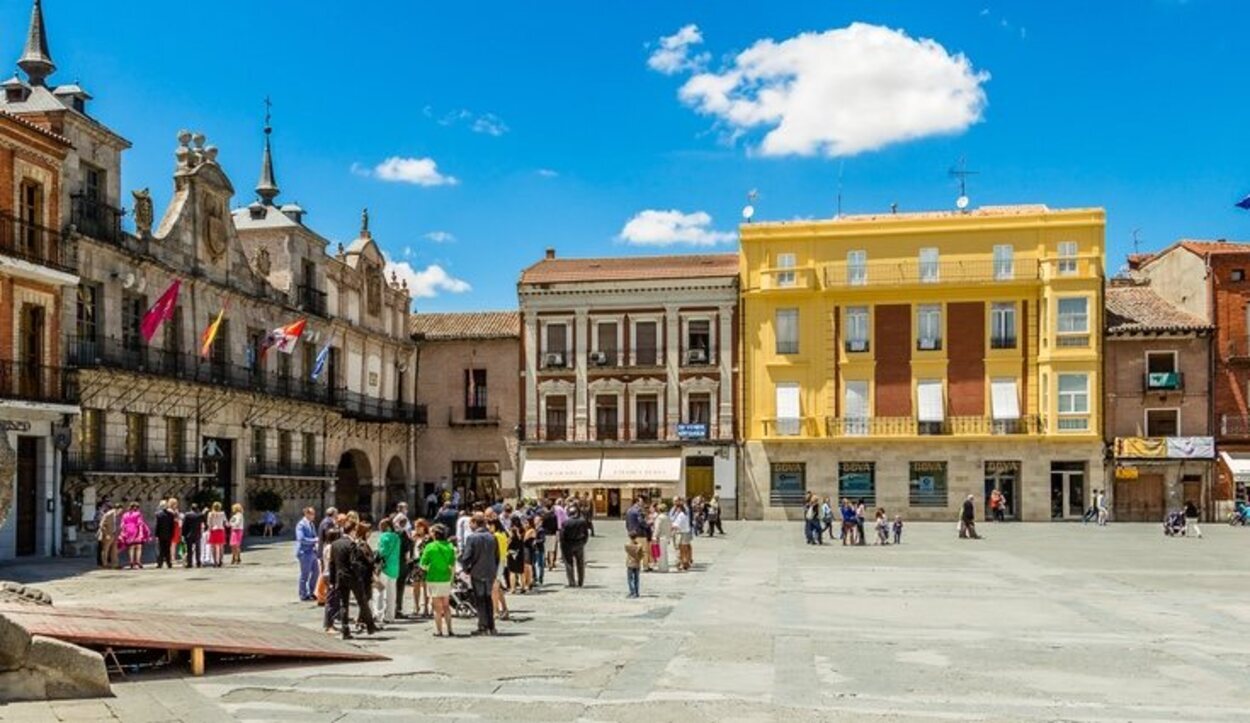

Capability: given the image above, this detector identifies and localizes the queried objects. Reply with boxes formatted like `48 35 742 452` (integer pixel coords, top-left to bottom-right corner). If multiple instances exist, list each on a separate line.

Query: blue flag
310 341 332 381
1237 194 1250 210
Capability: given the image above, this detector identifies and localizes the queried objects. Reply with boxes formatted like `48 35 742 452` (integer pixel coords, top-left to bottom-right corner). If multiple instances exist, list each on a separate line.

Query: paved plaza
2 521 1250 722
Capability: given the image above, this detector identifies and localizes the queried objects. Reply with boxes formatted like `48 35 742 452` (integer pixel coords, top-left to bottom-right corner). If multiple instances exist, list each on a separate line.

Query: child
624 534 645 598
892 515 904 545
874 508 889 545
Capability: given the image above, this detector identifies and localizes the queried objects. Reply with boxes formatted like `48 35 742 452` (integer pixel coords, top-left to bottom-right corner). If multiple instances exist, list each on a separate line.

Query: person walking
959 494 982 539
420 524 456 636
652 502 672 572
625 533 645 598
321 528 342 634
393 513 412 618
531 515 547 585
854 499 867 546
317 506 338 557
671 499 693 570
169 499 183 562
296 507 320 601
989 489 1004 522
707 496 725 537
228 503 245 565
182 504 204 568
625 497 645 538
375 517 401 624
542 500 561 571
329 520 377 639
560 505 591 587
154 499 176 569
1096 490 1109 526
459 513 500 636
118 502 150 569
205 502 227 567
97 502 119 569
840 498 857 546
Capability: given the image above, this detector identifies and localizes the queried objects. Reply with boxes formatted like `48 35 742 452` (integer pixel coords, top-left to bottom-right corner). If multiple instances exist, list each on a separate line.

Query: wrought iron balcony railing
70 194 125 245
0 210 75 274
246 460 336 478
1143 372 1184 392
450 405 500 426
825 415 1046 437
823 258 1041 289
65 452 203 475
296 284 328 317
0 360 78 405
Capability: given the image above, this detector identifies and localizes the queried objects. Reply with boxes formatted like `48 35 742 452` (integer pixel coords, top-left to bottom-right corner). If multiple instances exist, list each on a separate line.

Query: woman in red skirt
206 501 227 567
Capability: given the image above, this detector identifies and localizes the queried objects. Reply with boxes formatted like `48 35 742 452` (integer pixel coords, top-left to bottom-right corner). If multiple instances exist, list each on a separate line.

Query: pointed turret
18 0 55 87
256 98 280 205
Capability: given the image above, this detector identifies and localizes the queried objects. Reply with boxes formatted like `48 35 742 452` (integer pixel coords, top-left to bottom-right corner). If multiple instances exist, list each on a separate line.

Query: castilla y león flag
140 279 181 343
269 318 307 355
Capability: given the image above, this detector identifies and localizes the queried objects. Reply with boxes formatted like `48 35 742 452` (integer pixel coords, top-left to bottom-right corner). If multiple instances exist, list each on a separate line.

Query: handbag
650 542 660 559
315 575 328 605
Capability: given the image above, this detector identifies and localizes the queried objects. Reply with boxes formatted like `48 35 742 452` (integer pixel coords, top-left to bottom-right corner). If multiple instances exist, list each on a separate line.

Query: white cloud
423 230 457 243
471 114 509 136
618 209 735 247
536 168 559 178
428 107 510 136
385 260 471 300
371 156 459 186
647 23 709 75
657 22 989 158
403 246 414 258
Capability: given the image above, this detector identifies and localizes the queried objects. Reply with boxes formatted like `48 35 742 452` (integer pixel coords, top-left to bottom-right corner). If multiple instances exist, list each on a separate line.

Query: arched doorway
384 456 407 513
336 450 373 517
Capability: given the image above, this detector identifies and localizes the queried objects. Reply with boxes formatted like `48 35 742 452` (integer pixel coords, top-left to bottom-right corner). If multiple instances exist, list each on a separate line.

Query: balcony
450 405 500 426
296 284 328 317
70 194 125 246
65 452 203 476
823 258 1040 289
1221 415 1250 437
0 361 78 406
246 460 336 478
339 390 428 424
761 266 820 291
825 415 1046 437
990 336 1017 350
1143 372 1183 392
762 417 819 438
0 210 76 275
1225 335 1250 362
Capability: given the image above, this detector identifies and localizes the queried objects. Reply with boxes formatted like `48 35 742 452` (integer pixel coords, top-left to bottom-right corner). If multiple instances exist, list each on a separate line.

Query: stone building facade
411 311 520 511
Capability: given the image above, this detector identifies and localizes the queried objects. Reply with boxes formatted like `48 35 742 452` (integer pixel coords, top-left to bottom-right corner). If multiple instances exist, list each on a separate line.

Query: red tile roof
1105 285 1211 334
519 253 739 285
410 311 519 340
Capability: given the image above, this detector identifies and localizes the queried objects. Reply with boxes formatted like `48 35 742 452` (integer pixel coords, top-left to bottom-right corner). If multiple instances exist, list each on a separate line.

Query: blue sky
9 0 1248 311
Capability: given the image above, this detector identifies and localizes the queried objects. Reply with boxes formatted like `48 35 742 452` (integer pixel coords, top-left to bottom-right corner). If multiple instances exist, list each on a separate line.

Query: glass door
1050 463 1087 519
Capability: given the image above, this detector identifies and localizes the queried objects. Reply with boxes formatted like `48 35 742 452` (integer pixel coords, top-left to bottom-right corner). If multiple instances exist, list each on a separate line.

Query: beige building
517 250 739 517
411 311 520 512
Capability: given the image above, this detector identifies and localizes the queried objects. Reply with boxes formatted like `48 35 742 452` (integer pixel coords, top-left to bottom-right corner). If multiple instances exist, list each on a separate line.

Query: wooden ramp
0 603 386 676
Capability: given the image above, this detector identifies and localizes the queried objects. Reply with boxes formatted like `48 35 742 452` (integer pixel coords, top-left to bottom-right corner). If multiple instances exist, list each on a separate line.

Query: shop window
453 461 501 504
769 462 806 506
838 462 875 506
909 461 948 507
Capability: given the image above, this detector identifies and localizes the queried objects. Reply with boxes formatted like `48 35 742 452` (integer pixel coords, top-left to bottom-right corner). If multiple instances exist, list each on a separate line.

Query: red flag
270 318 307 355
140 279 181 343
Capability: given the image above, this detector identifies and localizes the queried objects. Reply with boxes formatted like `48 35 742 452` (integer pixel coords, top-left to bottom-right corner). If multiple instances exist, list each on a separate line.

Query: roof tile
1105 285 1211 334
519 253 738 284
410 311 519 340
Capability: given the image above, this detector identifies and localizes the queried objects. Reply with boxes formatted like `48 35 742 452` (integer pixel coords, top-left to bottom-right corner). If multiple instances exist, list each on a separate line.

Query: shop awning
990 380 1020 421
600 454 682 484
1220 451 1250 482
917 381 944 422
520 456 601 485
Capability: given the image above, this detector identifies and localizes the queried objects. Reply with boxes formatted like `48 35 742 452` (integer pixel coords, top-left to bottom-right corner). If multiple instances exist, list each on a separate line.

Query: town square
2 0 1250 720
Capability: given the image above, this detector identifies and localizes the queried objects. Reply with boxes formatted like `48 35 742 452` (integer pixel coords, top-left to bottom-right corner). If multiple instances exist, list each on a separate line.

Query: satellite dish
121 272 136 289
742 205 755 221
956 195 970 210
136 277 148 293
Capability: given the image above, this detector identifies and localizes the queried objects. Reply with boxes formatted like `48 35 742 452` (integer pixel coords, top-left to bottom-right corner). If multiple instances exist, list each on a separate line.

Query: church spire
255 97 280 205
18 0 55 87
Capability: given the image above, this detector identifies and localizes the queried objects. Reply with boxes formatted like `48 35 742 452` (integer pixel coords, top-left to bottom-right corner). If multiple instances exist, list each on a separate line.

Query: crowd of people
802 494 903 546
94 496 248 570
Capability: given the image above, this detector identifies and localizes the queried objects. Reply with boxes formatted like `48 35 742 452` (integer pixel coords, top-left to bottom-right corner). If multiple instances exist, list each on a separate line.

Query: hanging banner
1165 437 1214 459
1114 437 1167 459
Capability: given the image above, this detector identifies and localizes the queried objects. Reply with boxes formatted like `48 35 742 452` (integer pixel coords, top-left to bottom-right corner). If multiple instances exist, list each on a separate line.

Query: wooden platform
0 603 386 676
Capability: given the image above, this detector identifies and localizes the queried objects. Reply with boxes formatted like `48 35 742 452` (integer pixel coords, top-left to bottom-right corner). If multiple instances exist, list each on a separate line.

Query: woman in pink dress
118 502 150 569
206 502 227 567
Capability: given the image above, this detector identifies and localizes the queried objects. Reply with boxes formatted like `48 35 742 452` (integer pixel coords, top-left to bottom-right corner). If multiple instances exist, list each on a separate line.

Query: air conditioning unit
686 348 708 364
918 338 938 350
544 352 565 368
589 351 608 366
847 339 868 352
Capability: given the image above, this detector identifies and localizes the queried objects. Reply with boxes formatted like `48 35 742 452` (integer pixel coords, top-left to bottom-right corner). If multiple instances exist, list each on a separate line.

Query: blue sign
677 423 708 440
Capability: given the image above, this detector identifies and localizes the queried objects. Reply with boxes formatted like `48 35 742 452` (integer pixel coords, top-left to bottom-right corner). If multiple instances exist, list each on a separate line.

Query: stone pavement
2 521 1250 721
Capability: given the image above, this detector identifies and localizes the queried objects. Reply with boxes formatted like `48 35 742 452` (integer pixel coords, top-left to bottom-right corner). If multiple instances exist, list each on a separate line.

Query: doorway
336 450 373 517
1114 474 1164 522
1050 462 1086 520
607 488 621 517
15 437 38 556
984 461 1020 520
686 456 715 500
203 437 234 509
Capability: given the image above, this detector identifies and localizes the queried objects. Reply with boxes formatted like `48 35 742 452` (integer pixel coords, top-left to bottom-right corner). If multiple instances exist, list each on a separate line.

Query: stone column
665 305 681 437
718 304 735 440
574 309 589 441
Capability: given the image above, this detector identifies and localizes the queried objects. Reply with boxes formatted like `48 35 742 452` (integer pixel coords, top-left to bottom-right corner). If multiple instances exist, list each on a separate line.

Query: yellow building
739 205 1105 522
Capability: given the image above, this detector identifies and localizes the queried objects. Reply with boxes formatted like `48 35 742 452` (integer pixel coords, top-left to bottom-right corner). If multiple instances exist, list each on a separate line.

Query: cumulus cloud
385 260 471 301
647 23 709 75
426 106 510 136
370 156 459 186
423 230 456 243
654 22 989 158
618 209 735 247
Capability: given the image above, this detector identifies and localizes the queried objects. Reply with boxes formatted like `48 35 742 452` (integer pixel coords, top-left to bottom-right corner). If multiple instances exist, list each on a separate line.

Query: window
252 426 267 465
278 352 292 381
1145 409 1180 437
465 369 488 419
121 292 146 353
844 380 869 436
687 392 711 426
81 408 103 464
919 247 939 283
990 303 1016 349
301 342 316 383
1057 241 1078 275
769 462 806 506
845 307 869 352
303 432 317 467
993 244 1014 280
775 308 799 355
247 327 265 373
847 250 867 286
453 461 502 501
774 382 801 436
1057 373 1089 430
83 164 105 203
595 395 619 440
1234 269 1247 282
594 321 618 366
635 394 659 440
1057 297 1089 347
917 304 942 350
165 417 185 463
775 253 796 287
686 319 711 364
279 430 293 467
1145 351 1181 390
1041 373 1049 426
839 462 875 506
990 379 1021 432
916 379 945 434
909 461 948 507
545 395 568 441
18 180 42 255
635 321 658 366
125 413 147 465
76 284 99 343
544 323 568 367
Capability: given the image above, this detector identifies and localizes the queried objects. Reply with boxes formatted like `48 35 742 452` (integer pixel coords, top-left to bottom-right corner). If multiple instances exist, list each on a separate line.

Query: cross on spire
256 96 280 206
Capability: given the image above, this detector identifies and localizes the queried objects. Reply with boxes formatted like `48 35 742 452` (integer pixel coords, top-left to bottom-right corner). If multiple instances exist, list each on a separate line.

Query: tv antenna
836 162 845 218
742 189 757 223
949 156 978 210
1132 228 1142 255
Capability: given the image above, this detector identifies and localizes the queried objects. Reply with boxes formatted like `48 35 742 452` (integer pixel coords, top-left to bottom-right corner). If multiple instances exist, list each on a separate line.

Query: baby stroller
1229 501 1250 526
1163 510 1187 537
449 574 477 618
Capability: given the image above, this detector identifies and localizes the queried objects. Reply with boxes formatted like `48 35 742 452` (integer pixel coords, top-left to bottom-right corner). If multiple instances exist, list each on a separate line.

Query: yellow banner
1115 437 1167 458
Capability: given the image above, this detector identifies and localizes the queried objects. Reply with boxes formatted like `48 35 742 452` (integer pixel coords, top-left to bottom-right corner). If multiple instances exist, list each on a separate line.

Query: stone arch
384 455 407 513
335 449 373 517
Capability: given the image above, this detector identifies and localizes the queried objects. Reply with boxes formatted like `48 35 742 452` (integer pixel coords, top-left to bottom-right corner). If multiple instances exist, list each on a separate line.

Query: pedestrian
803 494 820 544
458 513 500 636
959 494 982 539
531 515 547 585
707 496 725 536
420 524 456 636
375 517 401 624
317 507 338 557
296 507 320 601
329 520 377 639
118 502 150 569
455 507 472 548
154 499 176 569
393 512 412 618
489 518 511 619
426 490 439 520
1096 490 1109 526
989 489 1004 522
652 502 672 572
892 515 904 544
671 498 693 571
625 533 644 598
182 504 204 568
97 501 119 569
625 497 645 538
1082 490 1099 524
1184 500 1203 538
521 517 537 592
560 504 591 587
506 519 526 593
542 499 561 571
410 519 431 617
874 508 890 545
321 528 342 634
854 499 867 546
840 498 857 546
228 503 245 565
435 502 458 532
205 502 227 567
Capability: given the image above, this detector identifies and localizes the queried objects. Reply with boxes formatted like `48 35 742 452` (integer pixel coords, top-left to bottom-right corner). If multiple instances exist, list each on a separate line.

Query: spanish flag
199 302 228 358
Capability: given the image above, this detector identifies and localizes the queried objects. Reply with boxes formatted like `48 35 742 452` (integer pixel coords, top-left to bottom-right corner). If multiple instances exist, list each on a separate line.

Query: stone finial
336 242 345 258
192 132 206 149
177 129 192 147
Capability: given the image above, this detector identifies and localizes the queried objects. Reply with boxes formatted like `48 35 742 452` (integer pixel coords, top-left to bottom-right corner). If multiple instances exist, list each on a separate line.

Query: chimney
545 247 556 260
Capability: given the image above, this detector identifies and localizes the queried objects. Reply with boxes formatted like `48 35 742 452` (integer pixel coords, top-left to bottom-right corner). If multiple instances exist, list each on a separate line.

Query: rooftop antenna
1132 228 1142 255
949 155 978 211
742 189 757 223
836 161 845 218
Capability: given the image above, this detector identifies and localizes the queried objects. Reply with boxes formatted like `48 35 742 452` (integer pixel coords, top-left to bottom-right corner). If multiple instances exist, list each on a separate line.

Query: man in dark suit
458 513 499 635
182 504 205 568
154 500 176 568
329 521 376 639
560 506 591 587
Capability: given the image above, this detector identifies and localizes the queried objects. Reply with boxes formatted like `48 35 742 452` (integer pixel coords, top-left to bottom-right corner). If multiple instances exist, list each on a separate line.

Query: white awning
991 380 1020 421
917 381 944 422
600 454 682 483
1220 452 1250 482
520 456 601 485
